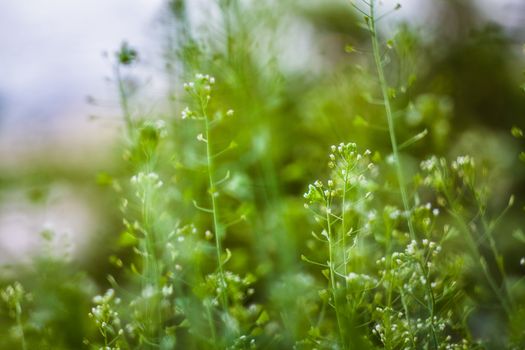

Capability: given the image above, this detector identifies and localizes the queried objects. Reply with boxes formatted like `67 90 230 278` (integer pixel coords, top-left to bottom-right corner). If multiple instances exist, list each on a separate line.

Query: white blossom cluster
88 289 124 350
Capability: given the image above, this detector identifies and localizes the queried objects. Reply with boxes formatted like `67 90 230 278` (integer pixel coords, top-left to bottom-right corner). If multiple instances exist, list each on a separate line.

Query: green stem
367 2 439 348
15 305 26 350
477 201 515 309
205 301 219 350
448 207 512 317
115 64 134 140
368 4 413 241
143 189 162 347
326 207 347 350
440 183 512 317
341 166 349 278
201 98 230 317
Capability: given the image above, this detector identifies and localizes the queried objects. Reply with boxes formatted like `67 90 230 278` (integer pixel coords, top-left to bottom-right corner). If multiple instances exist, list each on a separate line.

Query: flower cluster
130 172 163 188
451 155 475 179
140 119 168 139
1 283 29 345
345 272 377 289
203 271 256 307
420 155 477 192
183 74 215 102
1 282 28 317
304 142 375 209
130 172 164 204
88 289 124 350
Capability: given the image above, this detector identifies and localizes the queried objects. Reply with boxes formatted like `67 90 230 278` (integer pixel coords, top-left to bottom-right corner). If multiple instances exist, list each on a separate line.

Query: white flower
181 107 192 119
196 133 206 142
162 285 173 297
142 285 155 298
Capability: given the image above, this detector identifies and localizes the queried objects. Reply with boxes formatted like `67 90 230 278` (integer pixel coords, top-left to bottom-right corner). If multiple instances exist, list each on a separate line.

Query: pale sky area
0 0 166 169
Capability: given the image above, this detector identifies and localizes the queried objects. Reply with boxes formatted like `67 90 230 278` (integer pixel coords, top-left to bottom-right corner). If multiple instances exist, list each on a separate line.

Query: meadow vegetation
1 0 525 349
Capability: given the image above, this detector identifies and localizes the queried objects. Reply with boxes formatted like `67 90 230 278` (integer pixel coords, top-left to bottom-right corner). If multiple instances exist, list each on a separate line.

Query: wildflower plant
89 289 125 350
1 283 29 350
419 155 516 318
180 73 259 347
303 142 377 348
297 1 524 349
182 73 231 317
301 143 478 349
1 1 525 350
88 43 178 350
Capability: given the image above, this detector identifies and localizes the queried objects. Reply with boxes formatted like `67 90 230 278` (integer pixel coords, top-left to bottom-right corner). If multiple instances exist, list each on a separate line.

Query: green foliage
1 0 525 349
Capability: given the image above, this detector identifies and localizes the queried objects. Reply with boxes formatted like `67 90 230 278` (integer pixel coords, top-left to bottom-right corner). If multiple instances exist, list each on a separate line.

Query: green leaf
308 326 321 338
109 255 123 268
513 229 525 243
130 263 140 275
119 231 138 247
344 44 356 53
318 289 329 302
221 248 232 265
256 310 269 326
96 172 113 186
388 87 397 99
399 129 428 150
353 115 368 127
511 126 523 138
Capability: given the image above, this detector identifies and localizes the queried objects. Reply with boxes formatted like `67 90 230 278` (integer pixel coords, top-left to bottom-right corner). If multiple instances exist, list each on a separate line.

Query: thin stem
448 208 512 316
368 3 413 241
341 166 349 278
326 206 347 350
205 301 219 350
201 97 229 317
439 183 512 317
117 62 161 346
477 201 515 309
367 2 439 348
15 304 26 350
115 64 133 140
143 189 162 347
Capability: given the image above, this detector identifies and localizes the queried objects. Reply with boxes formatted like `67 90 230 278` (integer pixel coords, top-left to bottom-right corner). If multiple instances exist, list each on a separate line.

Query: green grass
1 0 525 349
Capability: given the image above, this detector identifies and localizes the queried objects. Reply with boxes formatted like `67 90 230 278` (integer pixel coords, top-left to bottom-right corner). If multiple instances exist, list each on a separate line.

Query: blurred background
1 0 525 348
0 0 524 306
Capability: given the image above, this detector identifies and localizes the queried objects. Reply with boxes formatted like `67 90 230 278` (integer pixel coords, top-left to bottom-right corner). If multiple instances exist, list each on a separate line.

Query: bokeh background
1 0 525 347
